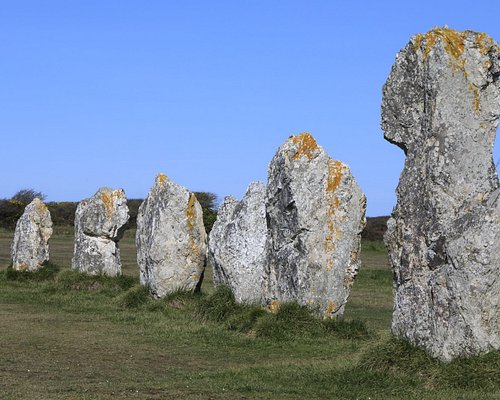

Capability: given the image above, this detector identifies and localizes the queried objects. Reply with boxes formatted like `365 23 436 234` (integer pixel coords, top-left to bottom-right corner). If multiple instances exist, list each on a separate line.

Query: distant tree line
0 188 389 240
0 189 219 234
361 216 389 242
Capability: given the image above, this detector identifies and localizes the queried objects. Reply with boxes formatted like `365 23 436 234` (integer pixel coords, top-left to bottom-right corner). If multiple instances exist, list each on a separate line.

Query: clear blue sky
1 1 499 216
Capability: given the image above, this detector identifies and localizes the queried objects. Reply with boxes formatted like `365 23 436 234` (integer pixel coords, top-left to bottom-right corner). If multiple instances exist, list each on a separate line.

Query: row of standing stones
8 28 500 362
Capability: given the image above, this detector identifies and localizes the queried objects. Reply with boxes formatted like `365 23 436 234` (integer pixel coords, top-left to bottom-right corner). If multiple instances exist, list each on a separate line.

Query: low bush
198 287 372 340
255 302 323 340
4 262 60 282
54 269 135 292
322 318 372 340
118 284 150 309
197 285 240 322
358 337 500 391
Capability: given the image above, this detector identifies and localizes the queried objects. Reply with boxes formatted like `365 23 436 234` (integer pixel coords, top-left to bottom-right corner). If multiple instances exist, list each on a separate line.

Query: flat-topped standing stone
11 198 53 272
208 182 267 303
136 174 207 297
382 28 500 360
262 133 366 318
72 188 129 276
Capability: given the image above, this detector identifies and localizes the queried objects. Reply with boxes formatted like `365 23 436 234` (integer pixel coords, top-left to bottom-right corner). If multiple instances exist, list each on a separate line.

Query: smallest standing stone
11 198 53 272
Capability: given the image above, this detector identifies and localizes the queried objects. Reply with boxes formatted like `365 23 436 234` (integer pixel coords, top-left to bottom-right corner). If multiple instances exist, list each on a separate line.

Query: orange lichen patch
157 173 168 186
324 159 346 270
186 193 197 231
415 28 493 113
101 191 118 219
327 159 345 193
325 299 338 319
475 32 498 55
17 263 27 272
269 300 280 313
34 199 47 214
469 83 480 112
413 33 424 52
290 132 319 161
417 28 465 62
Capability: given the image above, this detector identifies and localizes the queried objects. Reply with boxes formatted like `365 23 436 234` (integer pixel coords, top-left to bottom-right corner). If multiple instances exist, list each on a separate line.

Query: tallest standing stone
382 28 500 360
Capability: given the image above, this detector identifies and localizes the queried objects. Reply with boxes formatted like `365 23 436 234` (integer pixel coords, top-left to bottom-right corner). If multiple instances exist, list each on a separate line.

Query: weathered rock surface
262 133 366 318
382 28 500 360
72 188 129 276
208 182 267 303
136 174 207 297
11 198 53 272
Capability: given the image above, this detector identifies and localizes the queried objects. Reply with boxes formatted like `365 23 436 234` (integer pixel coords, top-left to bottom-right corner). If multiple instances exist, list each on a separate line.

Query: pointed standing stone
382 28 500 360
208 182 267 303
11 198 53 272
72 188 129 276
136 174 207 297
262 133 366 318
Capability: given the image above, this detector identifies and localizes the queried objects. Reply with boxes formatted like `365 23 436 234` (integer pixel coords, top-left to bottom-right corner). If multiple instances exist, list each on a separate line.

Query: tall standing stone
208 182 267 303
382 28 500 360
262 133 366 318
72 188 129 276
11 198 53 272
136 174 207 297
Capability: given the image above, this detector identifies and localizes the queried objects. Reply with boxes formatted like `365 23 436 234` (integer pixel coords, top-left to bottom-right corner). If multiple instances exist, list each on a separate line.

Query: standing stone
262 133 366 318
136 173 207 297
72 188 129 276
382 28 500 360
208 182 267 303
11 198 53 272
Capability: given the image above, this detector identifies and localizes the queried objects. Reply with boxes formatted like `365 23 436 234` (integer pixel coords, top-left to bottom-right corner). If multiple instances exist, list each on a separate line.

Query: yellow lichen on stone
326 159 345 193
324 159 345 270
34 198 47 214
186 193 197 231
269 300 280 313
413 33 424 51
415 27 494 114
325 299 338 319
469 83 480 112
18 263 27 272
419 28 465 62
291 132 319 161
475 32 498 55
101 191 117 219
157 173 168 186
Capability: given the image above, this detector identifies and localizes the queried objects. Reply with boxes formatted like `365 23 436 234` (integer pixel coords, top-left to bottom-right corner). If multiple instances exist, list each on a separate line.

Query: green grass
0 234 498 399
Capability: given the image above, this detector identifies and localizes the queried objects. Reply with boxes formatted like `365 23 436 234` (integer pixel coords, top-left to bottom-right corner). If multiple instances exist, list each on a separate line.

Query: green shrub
322 318 372 340
225 306 266 333
438 350 500 390
358 337 500 391
4 262 60 282
197 286 239 322
54 269 135 292
118 284 150 309
255 302 323 340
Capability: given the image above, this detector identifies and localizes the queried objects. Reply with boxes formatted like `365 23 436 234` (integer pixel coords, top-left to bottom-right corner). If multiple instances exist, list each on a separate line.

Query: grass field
0 229 498 399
